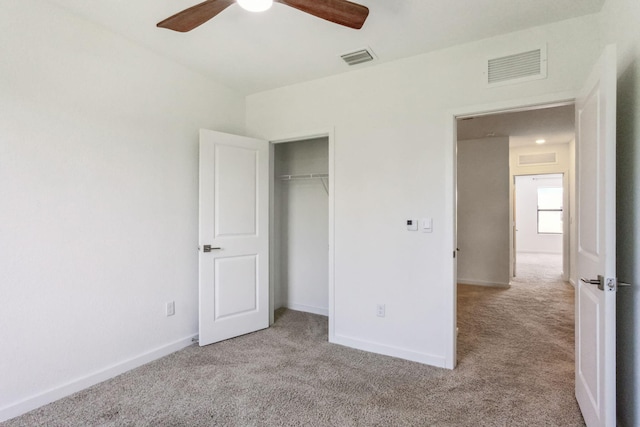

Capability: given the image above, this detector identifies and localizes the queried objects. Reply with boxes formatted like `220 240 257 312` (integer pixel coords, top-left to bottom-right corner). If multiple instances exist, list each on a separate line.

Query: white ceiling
457 104 575 147
45 0 604 95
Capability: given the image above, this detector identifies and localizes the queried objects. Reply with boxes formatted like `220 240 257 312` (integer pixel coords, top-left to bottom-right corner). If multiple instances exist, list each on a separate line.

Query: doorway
514 173 565 281
271 137 330 320
453 101 576 366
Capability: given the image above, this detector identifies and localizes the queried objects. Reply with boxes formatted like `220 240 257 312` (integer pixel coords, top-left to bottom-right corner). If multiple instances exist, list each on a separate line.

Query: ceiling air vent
487 46 547 87
518 152 557 167
341 48 374 66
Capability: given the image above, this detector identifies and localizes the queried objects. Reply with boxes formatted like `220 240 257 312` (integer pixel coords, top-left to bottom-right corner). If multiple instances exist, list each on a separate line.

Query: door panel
215 255 258 319
578 89 600 257
199 129 269 346
215 145 258 237
578 287 599 405
575 44 616 427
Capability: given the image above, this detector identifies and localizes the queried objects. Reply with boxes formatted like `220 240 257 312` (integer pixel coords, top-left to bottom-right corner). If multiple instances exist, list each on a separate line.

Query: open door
198 129 269 346
575 45 617 427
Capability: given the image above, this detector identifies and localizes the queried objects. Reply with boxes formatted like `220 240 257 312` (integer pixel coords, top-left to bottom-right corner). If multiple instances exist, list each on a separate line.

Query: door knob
202 245 221 252
581 275 605 291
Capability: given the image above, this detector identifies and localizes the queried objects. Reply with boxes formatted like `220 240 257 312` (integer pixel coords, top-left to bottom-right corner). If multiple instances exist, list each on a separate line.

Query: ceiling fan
157 0 369 32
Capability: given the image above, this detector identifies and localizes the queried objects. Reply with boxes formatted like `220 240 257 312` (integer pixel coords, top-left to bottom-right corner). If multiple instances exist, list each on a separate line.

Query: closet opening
271 137 330 321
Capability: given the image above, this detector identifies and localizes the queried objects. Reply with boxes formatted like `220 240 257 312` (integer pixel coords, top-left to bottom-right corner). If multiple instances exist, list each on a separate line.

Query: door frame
511 171 570 282
445 91 578 368
268 129 336 340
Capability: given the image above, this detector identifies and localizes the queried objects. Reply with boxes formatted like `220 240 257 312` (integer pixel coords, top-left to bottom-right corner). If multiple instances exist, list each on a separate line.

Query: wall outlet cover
166 301 175 317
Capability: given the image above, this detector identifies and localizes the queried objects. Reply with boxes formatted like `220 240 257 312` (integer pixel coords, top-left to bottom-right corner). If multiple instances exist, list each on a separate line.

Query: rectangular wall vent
487 46 547 87
518 152 557 166
341 49 374 66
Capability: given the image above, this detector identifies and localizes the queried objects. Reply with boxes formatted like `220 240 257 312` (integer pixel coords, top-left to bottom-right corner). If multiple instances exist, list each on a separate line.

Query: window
537 187 563 234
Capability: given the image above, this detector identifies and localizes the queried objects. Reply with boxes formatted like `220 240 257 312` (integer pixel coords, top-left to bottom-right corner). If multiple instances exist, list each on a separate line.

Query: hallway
514 252 564 284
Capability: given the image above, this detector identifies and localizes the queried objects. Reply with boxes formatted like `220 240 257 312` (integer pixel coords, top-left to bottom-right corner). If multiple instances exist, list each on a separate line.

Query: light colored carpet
514 252 564 283
4 255 583 426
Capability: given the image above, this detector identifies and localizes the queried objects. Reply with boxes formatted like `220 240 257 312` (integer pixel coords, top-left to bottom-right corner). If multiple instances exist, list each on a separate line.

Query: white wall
274 139 329 315
515 174 563 254
457 137 510 287
598 0 640 424
246 15 600 367
0 0 245 421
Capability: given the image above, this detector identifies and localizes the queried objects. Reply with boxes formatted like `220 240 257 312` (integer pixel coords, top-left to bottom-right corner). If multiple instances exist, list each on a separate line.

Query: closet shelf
279 173 328 180
279 173 329 195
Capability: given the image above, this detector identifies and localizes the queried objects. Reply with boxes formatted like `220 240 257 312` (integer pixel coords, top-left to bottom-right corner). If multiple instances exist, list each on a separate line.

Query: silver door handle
582 274 605 291
581 276 631 291
202 245 221 252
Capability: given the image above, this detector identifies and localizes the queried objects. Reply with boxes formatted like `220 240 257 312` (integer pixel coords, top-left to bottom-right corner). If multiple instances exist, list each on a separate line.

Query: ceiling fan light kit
157 0 369 32
237 0 273 12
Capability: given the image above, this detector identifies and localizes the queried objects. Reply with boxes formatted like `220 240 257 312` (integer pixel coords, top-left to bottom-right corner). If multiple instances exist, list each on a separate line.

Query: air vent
487 46 547 87
341 48 374 66
518 152 557 166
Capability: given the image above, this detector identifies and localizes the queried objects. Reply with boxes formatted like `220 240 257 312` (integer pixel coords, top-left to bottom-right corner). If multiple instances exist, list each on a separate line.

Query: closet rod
279 173 328 180
279 173 329 195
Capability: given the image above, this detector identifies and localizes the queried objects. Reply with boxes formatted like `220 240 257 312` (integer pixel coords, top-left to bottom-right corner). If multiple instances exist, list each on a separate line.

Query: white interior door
575 44 617 427
199 129 269 346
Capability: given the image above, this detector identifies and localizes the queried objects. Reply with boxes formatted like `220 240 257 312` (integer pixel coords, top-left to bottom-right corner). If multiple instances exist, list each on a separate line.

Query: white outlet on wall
166 301 175 317
376 304 385 317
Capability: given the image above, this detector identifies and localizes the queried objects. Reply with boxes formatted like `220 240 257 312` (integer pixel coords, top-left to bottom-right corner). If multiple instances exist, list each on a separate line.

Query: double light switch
407 218 433 233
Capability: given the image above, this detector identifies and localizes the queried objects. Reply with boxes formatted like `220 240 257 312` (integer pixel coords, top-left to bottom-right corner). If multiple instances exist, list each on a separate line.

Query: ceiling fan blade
157 0 234 32
275 0 369 29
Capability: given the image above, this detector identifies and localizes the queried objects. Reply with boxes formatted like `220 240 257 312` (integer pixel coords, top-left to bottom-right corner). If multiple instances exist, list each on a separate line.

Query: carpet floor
3 253 583 426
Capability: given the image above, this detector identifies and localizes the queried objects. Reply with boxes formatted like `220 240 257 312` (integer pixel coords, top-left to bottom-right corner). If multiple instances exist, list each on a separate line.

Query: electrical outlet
376 304 385 317
166 301 175 317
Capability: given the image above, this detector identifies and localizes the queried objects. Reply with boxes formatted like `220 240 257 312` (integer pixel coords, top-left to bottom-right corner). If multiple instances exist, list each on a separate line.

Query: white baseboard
285 303 328 317
569 278 576 287
457 278 510 288
331 334 448 369
0 334 197 423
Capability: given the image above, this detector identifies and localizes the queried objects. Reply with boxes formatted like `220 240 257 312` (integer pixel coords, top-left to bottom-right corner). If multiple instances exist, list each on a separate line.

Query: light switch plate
166 301 175 317
421 218 433 233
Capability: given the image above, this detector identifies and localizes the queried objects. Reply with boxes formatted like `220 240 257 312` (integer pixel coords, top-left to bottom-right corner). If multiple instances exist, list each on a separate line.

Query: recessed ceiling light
536 139 546 144
237 0 273 12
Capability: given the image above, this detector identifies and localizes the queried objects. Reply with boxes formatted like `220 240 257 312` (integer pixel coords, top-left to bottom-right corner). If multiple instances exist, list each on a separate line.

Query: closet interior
273 137 329 316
